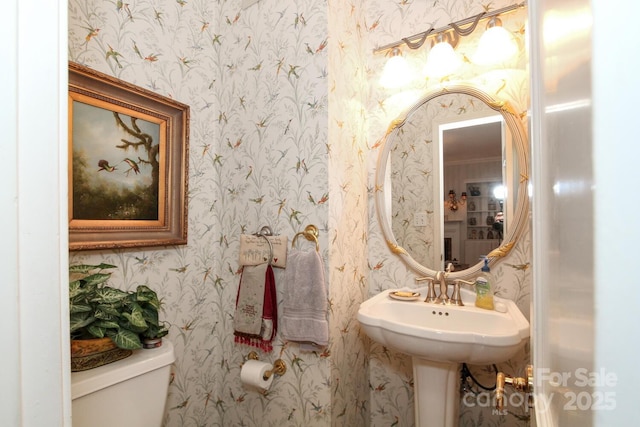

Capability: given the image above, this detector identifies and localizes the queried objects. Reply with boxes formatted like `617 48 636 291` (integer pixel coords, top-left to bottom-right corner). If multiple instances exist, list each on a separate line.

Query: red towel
234 264 277 352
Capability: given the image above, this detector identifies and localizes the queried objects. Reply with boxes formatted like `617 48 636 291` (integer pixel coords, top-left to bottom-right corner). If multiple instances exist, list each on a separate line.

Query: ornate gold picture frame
68 62 189 250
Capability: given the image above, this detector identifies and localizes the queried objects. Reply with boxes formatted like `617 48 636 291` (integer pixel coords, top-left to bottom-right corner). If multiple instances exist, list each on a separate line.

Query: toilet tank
71 339 175 427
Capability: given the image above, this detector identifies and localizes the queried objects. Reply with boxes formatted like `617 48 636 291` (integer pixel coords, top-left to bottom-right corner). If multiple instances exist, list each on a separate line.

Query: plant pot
70 337 132 372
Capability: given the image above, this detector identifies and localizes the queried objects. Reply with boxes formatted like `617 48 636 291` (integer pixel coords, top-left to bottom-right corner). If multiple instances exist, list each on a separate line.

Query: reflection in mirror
441 116 506 270
376 85 528 280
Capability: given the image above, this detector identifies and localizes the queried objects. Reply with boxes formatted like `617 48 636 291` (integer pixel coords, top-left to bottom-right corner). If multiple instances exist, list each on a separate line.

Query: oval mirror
375 84 529 280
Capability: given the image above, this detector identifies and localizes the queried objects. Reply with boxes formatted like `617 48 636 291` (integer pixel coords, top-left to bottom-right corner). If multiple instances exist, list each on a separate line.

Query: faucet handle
416 277 438 303
450 279 476 306
449 280 465 306
456 279 476 287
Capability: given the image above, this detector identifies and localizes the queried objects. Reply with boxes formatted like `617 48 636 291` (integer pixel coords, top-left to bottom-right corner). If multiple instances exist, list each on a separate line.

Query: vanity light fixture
447 190 459 211
446 190 467 211
379 47 412 89
472 16 519 65
373 1 525 81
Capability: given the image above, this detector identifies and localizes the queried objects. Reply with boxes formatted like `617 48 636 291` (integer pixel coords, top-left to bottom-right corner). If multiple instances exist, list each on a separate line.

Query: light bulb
379 48 412 89
423 36 461 79
473 17 518 66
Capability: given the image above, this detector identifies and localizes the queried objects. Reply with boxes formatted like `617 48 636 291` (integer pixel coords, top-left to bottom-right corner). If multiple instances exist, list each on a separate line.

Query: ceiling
443 121 502 164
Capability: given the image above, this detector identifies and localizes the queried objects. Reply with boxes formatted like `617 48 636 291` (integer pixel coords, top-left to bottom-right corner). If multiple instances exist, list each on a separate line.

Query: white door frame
0 0 69 425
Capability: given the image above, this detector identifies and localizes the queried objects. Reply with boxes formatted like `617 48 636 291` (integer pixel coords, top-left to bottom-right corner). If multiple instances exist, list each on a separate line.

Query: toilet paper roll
240 360 274 391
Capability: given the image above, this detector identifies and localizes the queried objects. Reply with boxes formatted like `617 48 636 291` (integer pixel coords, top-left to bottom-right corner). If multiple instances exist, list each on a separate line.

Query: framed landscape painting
68 62 189 250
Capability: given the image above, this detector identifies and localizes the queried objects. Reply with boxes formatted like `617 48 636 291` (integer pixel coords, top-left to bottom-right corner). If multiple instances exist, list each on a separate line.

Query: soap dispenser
475 257 495 310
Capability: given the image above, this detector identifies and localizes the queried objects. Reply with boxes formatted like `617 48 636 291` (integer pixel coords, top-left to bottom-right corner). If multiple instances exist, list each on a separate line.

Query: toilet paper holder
247 351 287 379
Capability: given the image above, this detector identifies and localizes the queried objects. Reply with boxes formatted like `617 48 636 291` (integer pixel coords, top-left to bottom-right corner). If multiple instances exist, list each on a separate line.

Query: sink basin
358 286 529 427
357 286 529 364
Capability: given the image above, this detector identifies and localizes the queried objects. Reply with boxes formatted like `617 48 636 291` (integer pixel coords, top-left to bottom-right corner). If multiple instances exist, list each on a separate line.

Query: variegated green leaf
93 287 128 304
81 273 113 287
94 304 121 319
70 303 93 314
94 320 120 330
69 314 95 333
122 306 148 329
142 306 160 326
86 324 106 338
69 263 117 274
112 329 142 350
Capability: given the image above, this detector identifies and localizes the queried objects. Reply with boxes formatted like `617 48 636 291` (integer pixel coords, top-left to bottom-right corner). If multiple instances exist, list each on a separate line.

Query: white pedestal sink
357 286 529 427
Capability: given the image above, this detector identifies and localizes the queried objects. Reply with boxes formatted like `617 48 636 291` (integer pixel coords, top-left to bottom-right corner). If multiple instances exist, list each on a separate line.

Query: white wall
0 0 69 425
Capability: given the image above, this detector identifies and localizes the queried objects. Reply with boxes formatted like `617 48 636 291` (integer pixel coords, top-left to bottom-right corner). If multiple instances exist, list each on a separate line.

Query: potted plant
69 263 169 371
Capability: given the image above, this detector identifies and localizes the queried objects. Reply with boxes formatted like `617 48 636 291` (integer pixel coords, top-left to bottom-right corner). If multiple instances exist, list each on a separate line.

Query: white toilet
71 339 175 427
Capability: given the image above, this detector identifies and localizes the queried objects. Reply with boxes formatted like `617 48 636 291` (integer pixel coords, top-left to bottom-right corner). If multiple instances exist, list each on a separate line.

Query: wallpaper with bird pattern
68 0 530 426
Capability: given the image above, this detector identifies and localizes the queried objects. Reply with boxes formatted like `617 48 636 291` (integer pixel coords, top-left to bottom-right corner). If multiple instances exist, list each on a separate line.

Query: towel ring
257 225 273 237
255 226 274 264
292 224 319 252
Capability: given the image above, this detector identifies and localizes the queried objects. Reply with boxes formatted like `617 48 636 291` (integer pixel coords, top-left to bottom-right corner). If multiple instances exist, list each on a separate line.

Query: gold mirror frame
375 84 529 280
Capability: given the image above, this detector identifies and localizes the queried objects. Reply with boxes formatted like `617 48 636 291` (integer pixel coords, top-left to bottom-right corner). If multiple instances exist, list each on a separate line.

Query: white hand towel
281 248 328 347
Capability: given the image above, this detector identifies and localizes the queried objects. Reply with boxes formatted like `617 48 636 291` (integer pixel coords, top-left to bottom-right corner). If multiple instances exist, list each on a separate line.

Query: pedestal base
412 358 460 427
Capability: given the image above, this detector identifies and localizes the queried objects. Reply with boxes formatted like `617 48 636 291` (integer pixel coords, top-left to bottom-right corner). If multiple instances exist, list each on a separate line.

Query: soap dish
389 291 421 301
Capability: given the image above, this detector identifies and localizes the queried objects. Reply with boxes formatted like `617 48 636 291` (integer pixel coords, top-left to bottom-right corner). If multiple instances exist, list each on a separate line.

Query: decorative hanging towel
239 234 288 268
280 248 329 347
234 263 278 352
